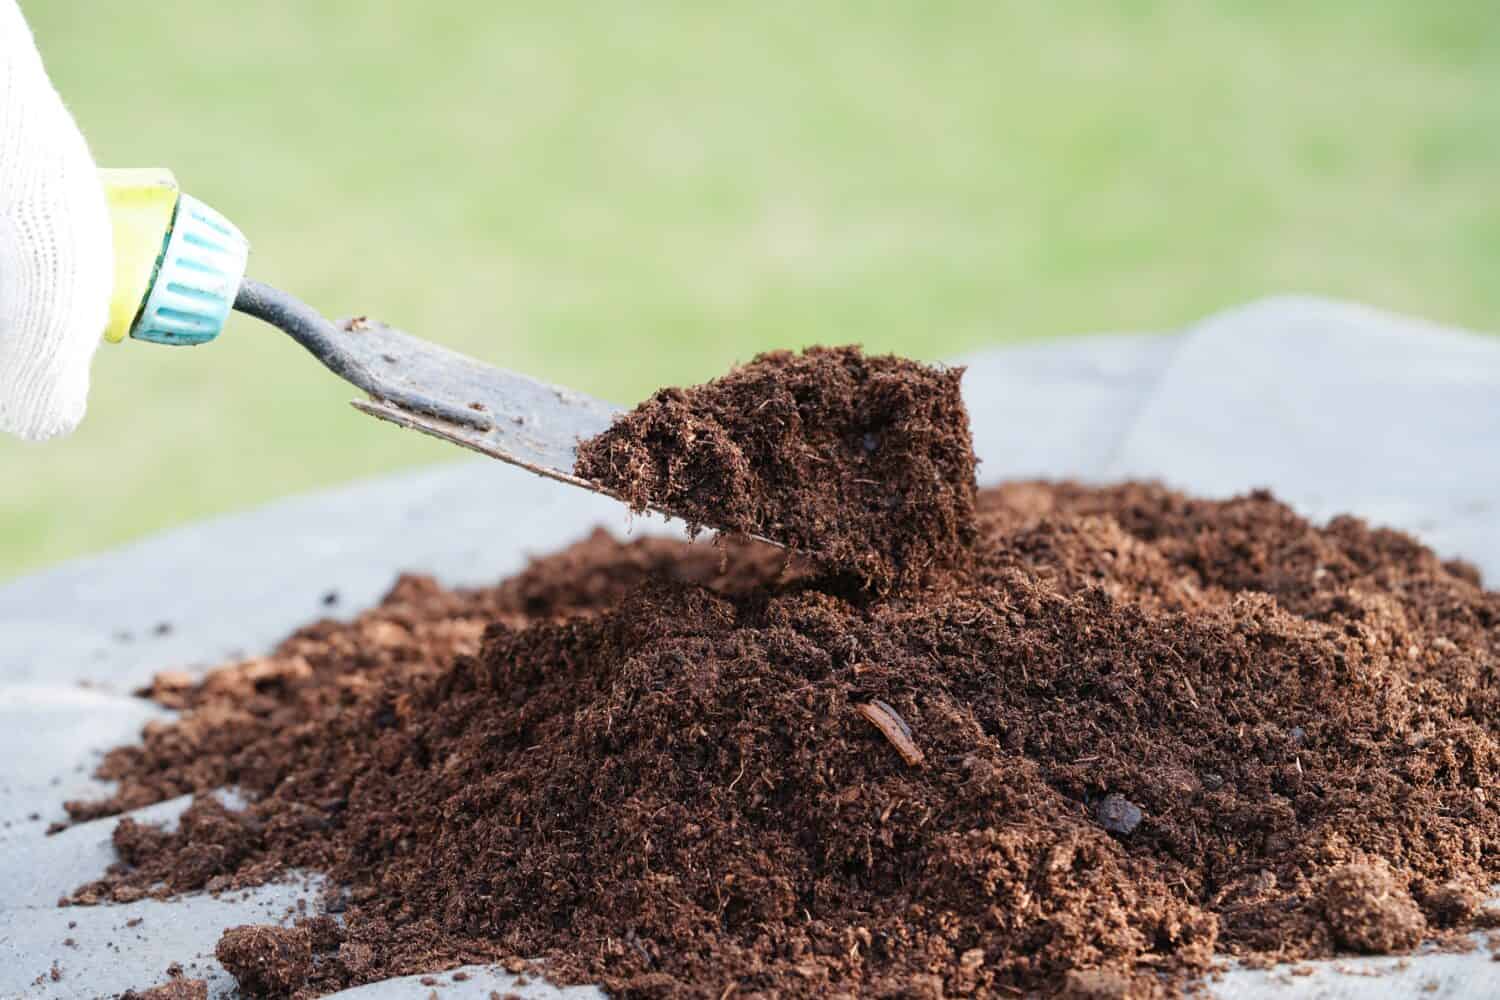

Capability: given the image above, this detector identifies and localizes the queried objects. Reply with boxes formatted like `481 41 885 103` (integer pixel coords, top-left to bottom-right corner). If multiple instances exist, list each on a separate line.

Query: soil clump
64 483 1500 998
1318 861 1427 954
118 976 208 1000
216 925 316 997
574 345 977 590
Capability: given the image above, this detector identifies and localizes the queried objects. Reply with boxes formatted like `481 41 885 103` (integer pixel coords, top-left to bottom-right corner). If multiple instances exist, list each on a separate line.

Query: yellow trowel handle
99 168 250 346
100 168 178 343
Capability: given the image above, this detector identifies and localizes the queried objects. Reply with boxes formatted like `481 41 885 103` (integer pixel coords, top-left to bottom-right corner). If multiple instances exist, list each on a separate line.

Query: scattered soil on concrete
574 346 977 590
118 974 207 1000
67 483 1500 999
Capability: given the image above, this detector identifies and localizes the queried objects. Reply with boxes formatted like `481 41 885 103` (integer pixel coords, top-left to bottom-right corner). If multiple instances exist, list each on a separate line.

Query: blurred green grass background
3 1 1496 578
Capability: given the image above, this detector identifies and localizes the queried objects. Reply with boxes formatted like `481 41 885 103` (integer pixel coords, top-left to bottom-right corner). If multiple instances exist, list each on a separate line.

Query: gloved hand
0 0 111 441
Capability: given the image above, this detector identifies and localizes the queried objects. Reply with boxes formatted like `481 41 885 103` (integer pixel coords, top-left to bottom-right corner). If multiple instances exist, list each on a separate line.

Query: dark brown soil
573 346 978 590
66 483 1500 999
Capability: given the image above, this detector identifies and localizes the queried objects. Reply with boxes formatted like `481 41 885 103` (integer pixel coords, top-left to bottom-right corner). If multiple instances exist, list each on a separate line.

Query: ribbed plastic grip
130 193 250 346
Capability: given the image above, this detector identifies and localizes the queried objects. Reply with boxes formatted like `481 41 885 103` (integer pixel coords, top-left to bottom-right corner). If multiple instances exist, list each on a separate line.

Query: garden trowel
101 168 629 500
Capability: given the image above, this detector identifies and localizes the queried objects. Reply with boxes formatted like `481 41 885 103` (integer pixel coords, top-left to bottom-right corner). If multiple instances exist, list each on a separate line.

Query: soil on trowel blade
574 345 978 590
68 483 1500 999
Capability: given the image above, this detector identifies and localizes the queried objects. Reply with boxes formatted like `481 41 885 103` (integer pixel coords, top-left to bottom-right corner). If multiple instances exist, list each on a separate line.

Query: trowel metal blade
337 319 784 549
336 318 621 490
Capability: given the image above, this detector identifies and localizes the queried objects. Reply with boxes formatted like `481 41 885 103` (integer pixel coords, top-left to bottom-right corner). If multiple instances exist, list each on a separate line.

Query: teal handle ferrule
130 193 250 346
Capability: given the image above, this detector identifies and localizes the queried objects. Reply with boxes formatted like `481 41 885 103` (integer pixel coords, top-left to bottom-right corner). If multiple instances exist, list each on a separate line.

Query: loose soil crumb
574 345 977 589
119 977 208 1000
1421 881 1485 928
216 925 313 997
64 483 1500 998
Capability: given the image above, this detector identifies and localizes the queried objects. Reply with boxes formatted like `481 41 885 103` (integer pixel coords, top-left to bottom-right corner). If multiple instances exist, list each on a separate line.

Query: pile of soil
70 482 1500 998
573 346 978 590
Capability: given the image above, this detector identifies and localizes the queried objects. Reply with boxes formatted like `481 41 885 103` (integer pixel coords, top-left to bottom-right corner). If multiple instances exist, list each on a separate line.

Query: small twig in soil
856 699 924 766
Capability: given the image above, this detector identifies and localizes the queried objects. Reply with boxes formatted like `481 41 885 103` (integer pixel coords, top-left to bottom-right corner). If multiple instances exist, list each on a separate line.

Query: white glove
0 0 111 441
